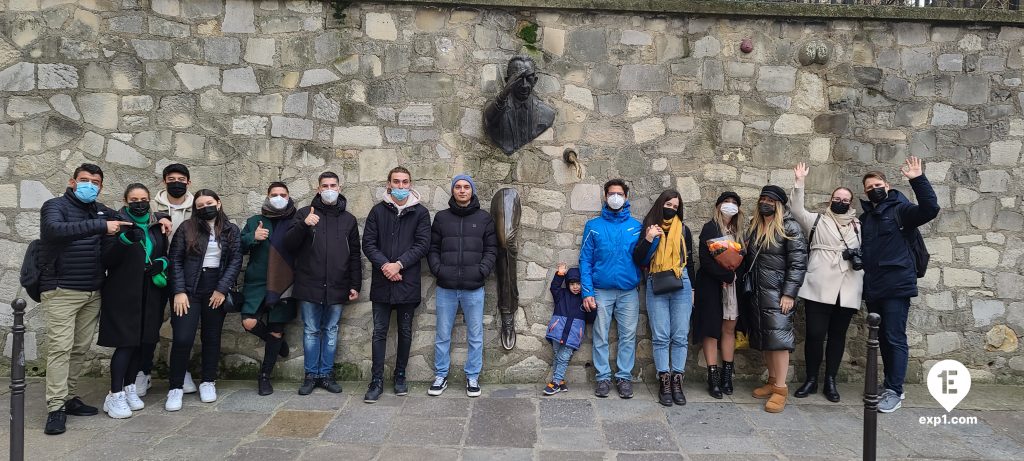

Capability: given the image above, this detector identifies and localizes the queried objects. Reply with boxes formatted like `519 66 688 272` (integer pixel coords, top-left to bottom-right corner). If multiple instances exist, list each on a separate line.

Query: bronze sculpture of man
484 55 557 155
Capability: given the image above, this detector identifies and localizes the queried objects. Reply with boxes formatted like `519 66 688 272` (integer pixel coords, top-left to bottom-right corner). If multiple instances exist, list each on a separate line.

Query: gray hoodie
153 189 194 240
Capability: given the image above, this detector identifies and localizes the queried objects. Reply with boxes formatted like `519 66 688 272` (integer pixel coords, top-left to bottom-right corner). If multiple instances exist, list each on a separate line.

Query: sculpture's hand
498 69 529 100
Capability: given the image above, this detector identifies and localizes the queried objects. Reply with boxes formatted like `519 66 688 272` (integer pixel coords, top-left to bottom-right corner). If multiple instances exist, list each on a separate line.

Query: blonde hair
747 201 791 249
713 203 744 238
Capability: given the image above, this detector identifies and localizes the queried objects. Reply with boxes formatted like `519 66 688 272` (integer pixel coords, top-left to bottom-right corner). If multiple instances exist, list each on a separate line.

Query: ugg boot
752 376 776 399
721 361 735 395
765 385 788 413
707 366 723 399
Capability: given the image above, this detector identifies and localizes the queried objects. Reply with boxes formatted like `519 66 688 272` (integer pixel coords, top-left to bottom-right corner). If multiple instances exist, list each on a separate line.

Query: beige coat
790 186 863 310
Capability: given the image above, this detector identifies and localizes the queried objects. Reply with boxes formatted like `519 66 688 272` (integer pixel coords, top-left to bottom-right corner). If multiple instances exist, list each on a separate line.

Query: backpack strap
807 214 822 244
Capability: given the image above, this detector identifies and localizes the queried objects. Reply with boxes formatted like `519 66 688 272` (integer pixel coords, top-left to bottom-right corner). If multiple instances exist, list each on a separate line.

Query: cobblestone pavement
1 378 1021 460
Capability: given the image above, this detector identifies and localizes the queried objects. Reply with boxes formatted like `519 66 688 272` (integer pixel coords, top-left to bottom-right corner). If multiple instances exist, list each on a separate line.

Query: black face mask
662 207 677 221
127 201 150 217
196 206 218 221
830 201 851 215
758 203 776 217
167 181 188 198
867 187 887 203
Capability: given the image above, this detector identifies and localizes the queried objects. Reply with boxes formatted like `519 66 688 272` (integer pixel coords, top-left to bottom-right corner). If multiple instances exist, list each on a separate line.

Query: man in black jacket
427 174 497 397
361 167 431 403
860 156 940 414
284 171 362 396
39 164 131 435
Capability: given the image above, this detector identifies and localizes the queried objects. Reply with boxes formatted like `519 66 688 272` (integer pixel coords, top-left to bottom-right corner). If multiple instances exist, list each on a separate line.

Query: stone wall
0 0 1022 384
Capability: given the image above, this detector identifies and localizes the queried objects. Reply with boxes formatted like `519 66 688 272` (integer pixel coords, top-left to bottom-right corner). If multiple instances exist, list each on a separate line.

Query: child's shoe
543 381 562 396
558 381 568 392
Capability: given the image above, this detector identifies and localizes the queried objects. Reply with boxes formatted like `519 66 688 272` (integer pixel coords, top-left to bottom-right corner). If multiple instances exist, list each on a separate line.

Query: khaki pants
42 288 101 412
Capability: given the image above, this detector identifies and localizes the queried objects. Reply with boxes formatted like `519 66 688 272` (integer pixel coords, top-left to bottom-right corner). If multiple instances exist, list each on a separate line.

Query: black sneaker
257 373 274 396
364 380 383 403
558 381 569 392
616 379 634 399
394 373 408 396
466 378 482 398
595 380 611 398
44 408 66 435
427 376 448 396
64 396 98 416
298 373 317 395
319 376 343 394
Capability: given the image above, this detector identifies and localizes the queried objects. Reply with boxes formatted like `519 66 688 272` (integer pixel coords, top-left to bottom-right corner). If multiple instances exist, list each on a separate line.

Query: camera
842 248 864 271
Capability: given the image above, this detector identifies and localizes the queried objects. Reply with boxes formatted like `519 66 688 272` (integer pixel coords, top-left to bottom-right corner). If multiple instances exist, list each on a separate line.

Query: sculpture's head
506 55 538 102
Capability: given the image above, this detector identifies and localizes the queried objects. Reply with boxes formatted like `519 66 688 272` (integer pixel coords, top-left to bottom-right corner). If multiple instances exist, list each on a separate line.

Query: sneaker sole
878 401 902 413
395 390 409 396
164 405 181 412
363 398 379 403
200 396 217 403
128 403 145 411
467 390 482 398
427 386 447 396
103 403 132 419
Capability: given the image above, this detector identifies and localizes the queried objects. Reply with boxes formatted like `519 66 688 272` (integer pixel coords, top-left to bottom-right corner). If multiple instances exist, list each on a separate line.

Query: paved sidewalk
1 378 1021 460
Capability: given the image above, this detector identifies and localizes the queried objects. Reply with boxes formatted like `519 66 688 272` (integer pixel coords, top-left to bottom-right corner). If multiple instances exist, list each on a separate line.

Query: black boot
707 366 723 399
721 361 734 395
258 373 274 396
794 375 818 398
657 372 673 407
671 372 686 405
363 379 383 403
823 376 840 402
298 373 317 395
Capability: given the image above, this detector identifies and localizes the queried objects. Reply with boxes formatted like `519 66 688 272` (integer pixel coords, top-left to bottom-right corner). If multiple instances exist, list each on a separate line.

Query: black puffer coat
284 195 362 305
742 212 808 352
99 217 169 346
428 196 497 290
39 189 118 292
168 219 243 297
362 197 431 305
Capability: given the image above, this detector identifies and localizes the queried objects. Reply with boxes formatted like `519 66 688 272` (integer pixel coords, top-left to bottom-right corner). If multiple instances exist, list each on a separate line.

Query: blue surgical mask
74 182 99 203
390 188 410 201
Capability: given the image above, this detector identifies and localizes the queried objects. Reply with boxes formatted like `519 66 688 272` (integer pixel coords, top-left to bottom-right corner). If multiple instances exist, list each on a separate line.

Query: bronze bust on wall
484 55 557 155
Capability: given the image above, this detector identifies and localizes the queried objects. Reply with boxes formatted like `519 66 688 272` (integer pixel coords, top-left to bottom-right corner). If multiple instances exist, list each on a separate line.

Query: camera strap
831 217 855 252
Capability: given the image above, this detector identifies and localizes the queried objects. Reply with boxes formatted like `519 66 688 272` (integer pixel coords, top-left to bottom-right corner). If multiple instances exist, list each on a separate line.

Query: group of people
35 155 937 435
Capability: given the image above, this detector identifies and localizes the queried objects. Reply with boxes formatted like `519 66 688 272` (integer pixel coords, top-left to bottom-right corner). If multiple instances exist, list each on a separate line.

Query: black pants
803 299 856 378
137 342 156 376
169 270 226 389
110 346 143 393
371 302 417 381
242 315 286 375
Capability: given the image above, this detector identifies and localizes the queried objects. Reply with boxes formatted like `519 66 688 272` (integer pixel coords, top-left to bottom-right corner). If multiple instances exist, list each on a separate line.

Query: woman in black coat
744 185 808 414
693 191 744 399
99 184 170 418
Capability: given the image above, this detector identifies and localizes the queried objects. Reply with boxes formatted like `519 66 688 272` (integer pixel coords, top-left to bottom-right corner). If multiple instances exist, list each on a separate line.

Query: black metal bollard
863 312 881 461
9 297 27 461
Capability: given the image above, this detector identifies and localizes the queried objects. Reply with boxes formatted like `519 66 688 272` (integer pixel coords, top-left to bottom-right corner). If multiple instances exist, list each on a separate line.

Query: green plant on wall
518 22 539 52
322 0 351 22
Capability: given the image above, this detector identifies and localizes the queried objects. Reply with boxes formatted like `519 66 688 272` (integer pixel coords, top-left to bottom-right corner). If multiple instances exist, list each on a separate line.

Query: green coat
241 214 296 324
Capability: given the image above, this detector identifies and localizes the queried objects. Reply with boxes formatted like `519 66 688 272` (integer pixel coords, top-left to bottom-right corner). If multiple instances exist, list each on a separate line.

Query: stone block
205 37 241 65
365 13 398 41
625 96 652 118
223 0 256 33
720 120 744 145
597 94 625 117
174 63 220 90
620 30 652 46
896 23 929 46
563 85 594 110
713 95 740 116
358 149 398 182
570 184 602 212
223 67 260 93
567 29 607 62
691 35 721 58
529 188 566 209
37 63 78 89
269 116 313 140
900 47 933 77
702 60 724 91
989 140 1021 166
757 66 796 92
132 39 173 60
19 180 53 209
150 17 190 38
7 96 49 118
931 103 967 126
460 108 483 139
978 170 1010 193
244 94 283 114
333 126 382 147
973 300 1005 327
951 75 990 105
618 65 668 92
1 65 35 93
105 139 147 168
298 68 339 87
232 116 268 135
969 245 1000 268
398 103 434 126
675 177 700 202
543 27 566 56
943 268 982 287
927 332 961 355
77 93 118 130
632 117 665 144
173 132 205 158
937 53 963 72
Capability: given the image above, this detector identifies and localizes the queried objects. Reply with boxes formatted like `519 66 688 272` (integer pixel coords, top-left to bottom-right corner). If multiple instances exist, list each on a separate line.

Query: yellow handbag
735 331 750 350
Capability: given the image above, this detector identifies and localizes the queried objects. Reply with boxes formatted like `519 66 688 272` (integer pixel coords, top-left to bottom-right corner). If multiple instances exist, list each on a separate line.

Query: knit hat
760 185 788 205
716 191 741 207
451 174 476 195
565 267 581 284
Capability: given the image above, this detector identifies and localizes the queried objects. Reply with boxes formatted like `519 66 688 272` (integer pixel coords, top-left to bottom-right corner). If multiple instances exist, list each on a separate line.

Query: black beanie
759 185 788 205
716 191 741 207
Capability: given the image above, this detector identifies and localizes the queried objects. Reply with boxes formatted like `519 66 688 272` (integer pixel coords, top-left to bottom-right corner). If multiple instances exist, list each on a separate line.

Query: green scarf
128 211 153 261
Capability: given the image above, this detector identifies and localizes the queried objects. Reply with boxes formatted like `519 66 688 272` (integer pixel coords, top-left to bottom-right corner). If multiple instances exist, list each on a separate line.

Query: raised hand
254 221 270 241
901 156 923 180
304 208 319 227
556 262 567 276
793 162 809 187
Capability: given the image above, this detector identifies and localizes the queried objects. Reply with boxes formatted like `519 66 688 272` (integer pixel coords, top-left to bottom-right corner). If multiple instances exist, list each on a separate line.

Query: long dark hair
123 183 158 225
641 189 684 231
184 189 228 255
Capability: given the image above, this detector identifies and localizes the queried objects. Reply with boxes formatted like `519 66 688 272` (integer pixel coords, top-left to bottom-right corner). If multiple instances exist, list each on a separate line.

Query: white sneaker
183 371 197 394
103 392 132 419
124 384 145 410
165 389 183 412
134 372 151 397
199 382 217 403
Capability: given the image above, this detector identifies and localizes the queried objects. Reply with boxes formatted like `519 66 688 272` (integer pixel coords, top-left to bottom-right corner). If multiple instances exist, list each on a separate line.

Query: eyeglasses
831 199 852 204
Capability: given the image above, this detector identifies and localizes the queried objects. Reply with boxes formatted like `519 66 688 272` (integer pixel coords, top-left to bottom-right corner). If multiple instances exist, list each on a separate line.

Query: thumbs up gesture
304 207 320 227
254 221 270 241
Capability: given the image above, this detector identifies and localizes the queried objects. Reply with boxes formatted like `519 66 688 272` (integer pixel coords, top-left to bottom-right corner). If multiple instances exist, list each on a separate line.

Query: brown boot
765 385 788 413
752 377 775 399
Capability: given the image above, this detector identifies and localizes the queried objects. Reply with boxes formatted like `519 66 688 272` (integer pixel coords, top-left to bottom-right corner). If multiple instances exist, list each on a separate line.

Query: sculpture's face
508 61 537 102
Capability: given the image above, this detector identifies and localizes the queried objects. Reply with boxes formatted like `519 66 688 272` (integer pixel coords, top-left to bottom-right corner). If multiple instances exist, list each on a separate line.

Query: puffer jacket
39 189 119 292
168 220 243 297
427 195 497 290
546 268 587 350
284 194 362 305
362 191 432 305
742 212 808 352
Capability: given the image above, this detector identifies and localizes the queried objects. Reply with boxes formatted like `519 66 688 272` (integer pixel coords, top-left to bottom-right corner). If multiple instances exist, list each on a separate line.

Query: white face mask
607 194 625 211
720 203 739 217
320 189 339 204
268 196 288 210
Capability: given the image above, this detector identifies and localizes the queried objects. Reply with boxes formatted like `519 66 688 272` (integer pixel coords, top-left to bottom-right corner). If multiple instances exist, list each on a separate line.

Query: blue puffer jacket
546 268 587 349
859 175 940 302
579 202 642 297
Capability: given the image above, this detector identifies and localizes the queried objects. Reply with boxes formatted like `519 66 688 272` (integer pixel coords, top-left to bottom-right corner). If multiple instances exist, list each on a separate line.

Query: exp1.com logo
919 360 978 426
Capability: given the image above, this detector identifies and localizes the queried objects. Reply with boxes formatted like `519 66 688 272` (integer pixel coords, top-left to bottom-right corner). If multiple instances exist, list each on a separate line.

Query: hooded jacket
546 268 587 350
39 188 118 292
152 189 194 240
579 202 642 297
427 195 497 290
363 189 432 304
859 175 939 302
284 194 362 305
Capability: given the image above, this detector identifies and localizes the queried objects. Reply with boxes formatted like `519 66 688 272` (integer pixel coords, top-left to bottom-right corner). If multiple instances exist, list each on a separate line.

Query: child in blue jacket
544 263 587 395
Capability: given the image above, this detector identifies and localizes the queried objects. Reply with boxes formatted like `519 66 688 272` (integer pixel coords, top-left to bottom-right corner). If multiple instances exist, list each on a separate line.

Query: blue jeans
433 287 484 380
300 301 344 376
592 288 640 381
646 275 693 373
550 342 574 383
867 297 910 395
